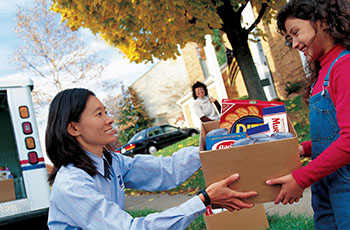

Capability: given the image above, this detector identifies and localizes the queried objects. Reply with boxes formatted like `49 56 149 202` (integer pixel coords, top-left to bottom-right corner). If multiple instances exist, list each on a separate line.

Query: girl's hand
266 174 304 205
298 144 305 157
204 174 258 211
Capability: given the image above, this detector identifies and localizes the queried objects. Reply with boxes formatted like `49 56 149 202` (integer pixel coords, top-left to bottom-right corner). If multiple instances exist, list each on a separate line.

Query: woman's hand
204 174 258 211
209 97 217 103
266 174 304 205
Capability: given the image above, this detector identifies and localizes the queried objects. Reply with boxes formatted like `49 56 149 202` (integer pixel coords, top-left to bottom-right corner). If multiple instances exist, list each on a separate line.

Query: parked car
115 125 199 157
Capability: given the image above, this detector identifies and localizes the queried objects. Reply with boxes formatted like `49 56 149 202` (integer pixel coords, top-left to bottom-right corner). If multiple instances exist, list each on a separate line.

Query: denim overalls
309 50 350 229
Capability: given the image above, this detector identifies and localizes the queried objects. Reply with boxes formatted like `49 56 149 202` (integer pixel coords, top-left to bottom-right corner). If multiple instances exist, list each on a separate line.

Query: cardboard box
0 178 16 203
204 204 269 230
199 118 300 204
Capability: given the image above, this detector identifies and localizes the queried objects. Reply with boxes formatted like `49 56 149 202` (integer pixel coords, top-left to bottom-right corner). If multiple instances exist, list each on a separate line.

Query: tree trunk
216 0 267 101
228 32 267 101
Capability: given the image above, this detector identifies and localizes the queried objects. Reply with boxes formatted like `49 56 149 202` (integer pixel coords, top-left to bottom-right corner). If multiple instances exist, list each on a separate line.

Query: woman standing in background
192 81 221 122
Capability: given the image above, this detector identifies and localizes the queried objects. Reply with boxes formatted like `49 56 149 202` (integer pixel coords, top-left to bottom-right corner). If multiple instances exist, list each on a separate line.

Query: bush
285 81 304 96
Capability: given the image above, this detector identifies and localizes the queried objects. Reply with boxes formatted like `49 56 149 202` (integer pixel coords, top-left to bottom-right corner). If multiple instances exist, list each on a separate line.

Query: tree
51 0 279 100
106 84 154 144
13 0 104 97
156 78 190 125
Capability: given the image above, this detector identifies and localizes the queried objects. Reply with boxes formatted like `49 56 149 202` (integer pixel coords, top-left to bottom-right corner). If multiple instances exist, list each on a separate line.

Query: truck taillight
25 137 36 150
19 106 29 118
22 122 33 134
28 151 39 164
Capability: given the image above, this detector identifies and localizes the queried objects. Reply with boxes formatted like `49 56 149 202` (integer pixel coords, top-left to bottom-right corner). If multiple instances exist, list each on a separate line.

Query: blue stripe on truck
21 163 46 171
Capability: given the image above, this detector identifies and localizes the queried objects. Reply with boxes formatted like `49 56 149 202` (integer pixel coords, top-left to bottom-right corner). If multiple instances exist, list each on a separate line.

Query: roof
0 75 33 88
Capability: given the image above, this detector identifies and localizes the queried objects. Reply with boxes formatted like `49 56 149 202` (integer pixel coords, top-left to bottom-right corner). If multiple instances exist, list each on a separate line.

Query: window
148 127 163 137
127 130 146 143
163 125 178 134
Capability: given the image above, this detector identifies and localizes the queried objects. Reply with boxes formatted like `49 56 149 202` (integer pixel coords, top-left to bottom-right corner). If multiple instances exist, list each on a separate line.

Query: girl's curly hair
276 0 350 104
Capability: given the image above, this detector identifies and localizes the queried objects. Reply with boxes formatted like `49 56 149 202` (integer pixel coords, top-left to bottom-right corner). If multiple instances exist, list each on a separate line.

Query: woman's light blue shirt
48 146 205 229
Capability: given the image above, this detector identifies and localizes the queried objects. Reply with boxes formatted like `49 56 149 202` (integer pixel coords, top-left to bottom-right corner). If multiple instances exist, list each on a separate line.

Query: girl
266 0 350 229
46 88 257 229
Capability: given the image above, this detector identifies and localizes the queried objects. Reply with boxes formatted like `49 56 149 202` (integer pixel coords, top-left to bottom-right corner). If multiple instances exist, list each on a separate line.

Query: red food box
220 99 284 133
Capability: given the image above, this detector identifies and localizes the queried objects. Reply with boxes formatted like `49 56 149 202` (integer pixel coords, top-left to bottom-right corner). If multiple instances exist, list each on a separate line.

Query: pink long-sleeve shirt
292 45 350 189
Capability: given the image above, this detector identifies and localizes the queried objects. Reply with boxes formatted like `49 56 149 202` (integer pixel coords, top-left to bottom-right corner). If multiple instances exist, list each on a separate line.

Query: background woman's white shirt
193 96 220 120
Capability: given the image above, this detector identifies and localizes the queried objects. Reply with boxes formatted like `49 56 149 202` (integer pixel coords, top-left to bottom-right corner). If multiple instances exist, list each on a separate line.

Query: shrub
285 81 304 96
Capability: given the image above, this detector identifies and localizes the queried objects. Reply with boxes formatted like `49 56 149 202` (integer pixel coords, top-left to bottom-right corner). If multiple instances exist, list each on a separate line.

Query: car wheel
189 131 198 137
147 145 158 154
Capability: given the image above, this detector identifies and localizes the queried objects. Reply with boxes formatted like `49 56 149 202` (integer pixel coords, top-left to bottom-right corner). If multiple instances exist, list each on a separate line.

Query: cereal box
220 99 284 133
263 105 289 135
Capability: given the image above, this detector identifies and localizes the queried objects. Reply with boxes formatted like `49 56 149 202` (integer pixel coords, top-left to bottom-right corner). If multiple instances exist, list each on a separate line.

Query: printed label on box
263 105 289 135
206 132 246 150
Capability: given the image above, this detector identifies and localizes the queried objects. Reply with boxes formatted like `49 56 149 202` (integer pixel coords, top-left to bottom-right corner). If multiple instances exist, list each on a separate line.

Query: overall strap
324 49 350 87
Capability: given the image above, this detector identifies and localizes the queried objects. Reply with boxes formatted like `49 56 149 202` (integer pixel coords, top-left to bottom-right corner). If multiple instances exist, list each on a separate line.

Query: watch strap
196 189 211 206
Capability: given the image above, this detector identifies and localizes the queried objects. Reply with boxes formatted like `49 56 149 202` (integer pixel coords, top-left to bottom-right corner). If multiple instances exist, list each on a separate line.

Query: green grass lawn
125 94 313 229
284 94 310 143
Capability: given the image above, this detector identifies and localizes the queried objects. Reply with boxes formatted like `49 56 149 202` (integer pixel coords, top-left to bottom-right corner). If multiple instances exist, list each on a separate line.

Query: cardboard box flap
200 120 218 151
204 204 269 230
287 116 297 136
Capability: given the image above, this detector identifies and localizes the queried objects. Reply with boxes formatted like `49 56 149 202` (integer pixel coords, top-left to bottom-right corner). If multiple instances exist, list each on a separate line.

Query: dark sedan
115 125 199 157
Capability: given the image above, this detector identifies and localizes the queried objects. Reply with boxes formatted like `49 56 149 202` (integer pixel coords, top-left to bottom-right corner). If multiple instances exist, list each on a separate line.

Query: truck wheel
147 145 157 154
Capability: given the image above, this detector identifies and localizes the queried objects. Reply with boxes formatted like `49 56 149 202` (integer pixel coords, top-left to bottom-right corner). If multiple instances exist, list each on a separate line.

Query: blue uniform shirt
48 146 205 229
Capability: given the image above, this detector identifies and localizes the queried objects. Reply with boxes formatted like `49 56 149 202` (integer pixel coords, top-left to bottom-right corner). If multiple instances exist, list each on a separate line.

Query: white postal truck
0 75 50 227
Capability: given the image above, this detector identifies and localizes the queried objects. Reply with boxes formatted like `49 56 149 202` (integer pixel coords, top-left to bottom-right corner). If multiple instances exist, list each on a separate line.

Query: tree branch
237 2 247 15
21 55 46 78
246 2 268 34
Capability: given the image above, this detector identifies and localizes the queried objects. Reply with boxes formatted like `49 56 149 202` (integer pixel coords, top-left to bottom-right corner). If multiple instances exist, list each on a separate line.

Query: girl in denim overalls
265 0 350 229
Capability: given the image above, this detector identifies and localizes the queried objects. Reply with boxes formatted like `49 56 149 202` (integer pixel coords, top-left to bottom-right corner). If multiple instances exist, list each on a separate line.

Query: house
131 2 306 130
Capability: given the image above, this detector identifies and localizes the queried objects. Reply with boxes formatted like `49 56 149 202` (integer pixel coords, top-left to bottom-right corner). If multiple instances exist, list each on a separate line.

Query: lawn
125 94 313 229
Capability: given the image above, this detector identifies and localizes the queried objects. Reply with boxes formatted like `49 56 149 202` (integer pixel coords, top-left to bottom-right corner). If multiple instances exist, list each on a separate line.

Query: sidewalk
125 188 313 217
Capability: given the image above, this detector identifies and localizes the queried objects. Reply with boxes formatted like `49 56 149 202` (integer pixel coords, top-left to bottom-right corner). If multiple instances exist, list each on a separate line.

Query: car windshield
127 130 146 143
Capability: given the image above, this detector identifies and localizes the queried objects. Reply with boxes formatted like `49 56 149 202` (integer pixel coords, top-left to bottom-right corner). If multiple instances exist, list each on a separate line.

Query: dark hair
192 81 208 99
277 0 350 104
46 88 112 185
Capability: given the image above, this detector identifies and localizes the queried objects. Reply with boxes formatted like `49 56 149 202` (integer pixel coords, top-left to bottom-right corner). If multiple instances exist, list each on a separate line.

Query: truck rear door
0 76 50 222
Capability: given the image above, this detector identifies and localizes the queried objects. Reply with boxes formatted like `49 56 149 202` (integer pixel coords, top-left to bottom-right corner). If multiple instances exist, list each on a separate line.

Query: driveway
125 187 313 217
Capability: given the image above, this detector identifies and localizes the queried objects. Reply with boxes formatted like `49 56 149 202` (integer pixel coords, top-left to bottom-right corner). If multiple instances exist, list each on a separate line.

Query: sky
0 0 155 163
0 0 154 87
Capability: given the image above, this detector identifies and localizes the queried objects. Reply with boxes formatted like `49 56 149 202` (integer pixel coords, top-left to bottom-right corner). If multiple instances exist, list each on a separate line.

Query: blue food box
206 132 246 150
246 123 270 136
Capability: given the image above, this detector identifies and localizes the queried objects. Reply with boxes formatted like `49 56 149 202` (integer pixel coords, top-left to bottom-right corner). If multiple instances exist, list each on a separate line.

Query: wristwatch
196 189 211 206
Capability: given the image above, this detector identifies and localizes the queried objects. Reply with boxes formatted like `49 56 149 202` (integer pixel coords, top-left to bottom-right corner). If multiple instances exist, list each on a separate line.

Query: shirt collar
85 151 108 177
197 96 209 102
319 44 345 67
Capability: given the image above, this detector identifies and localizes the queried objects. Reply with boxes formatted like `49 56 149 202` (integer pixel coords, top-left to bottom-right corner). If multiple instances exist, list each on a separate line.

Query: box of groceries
199 100 300 204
